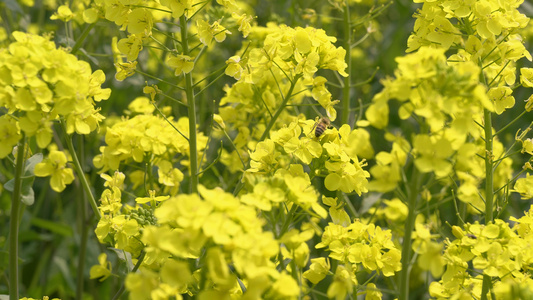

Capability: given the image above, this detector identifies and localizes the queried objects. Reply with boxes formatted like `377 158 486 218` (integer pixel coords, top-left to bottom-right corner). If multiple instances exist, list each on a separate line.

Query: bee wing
308 118 319 136
309 122 317 136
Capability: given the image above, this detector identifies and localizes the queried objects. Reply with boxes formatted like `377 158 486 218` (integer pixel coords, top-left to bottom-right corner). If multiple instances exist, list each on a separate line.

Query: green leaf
5 174 36 205
3 179 14 192
18 230 42 242
78 47 100 65
31 217 73 237
109 247 134 270
20 186 35 205
24 153 43 176
4 153 40 205
2 0 23 14
360 193 381 214
53 256 76 291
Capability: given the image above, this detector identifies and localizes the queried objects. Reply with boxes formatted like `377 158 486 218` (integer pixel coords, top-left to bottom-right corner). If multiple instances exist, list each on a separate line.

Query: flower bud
526 94 533 112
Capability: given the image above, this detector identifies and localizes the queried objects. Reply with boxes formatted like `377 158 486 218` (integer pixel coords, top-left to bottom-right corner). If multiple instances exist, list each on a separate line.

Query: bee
313 117 331 137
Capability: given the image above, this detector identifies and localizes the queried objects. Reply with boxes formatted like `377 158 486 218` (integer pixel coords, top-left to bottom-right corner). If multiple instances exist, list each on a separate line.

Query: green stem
9 135 25 300
152 102 189 141
60 121 101 219
112 251 146 300
483 108 494 221
480 108 494 300
76 209 89 299
259 75 302 141
399 166 420 300
342 0 352 125
222 130 246 169
481 274 492 300
179 15 199 194
492 110 526 137
71 22 96 55
338 190 357 219
135 69 186 91
290 253 298 282
194 70 225 98
76 136 89 300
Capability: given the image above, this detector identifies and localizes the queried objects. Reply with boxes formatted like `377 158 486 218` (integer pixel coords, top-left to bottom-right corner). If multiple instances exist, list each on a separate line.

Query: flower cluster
93 167 326 299
218 23 350 173
366 135 410 193
367 46 491 133
430 211 533 299
408 0 529 52
241 165 327 218
366 198 408 225
408 0 531 113
364 47 513 213
221 23 347 120
94 173 145 260
93 0 254 79
93 97 207 194
0 31 110 191
0 32 110 145
304 220 402 299
247 118 370 195
411 219 446 278
125 185 301 299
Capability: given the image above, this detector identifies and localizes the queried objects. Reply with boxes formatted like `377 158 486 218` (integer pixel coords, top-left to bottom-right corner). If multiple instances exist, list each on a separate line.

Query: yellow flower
117 35 144 61
167 54 194 75
34 150 75 192
89 253 112 282
50 5 73 22
232 13 253 38
115 61 137 81
159 0 193 19
197 20 230 45
322 196 350 227
213 114 226 129
269 273 300 299
0 115 21 158
225 55 243 80
488 86 515 115
520 67 533 87
522 138 533 155
513 173 533 200
135 189 170 205
413 135 454 177
156 160 184 187
303 257 330 284
128 96 155 114
382 198 407 222
365 283 382 300
127 8 153 35
327 265 354 300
